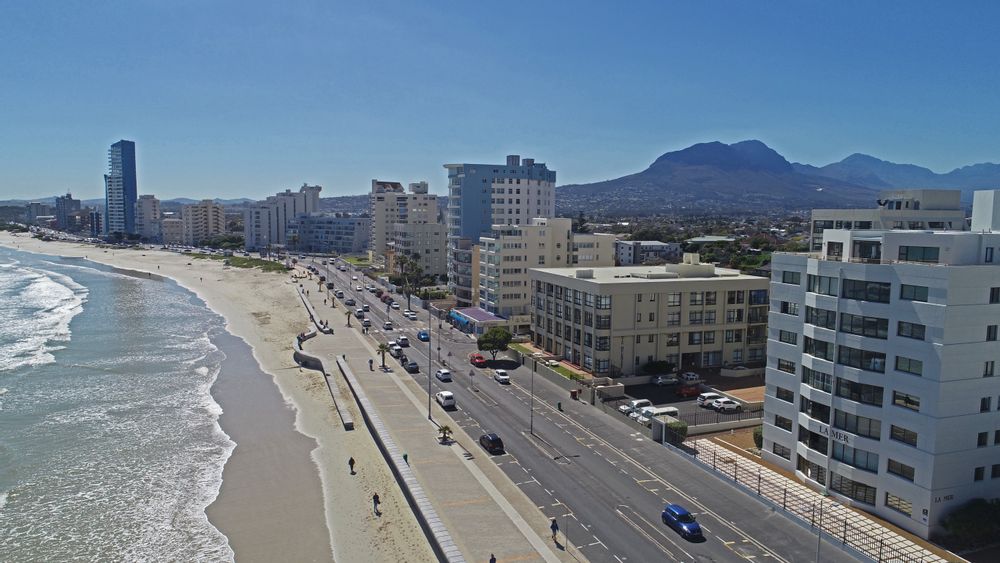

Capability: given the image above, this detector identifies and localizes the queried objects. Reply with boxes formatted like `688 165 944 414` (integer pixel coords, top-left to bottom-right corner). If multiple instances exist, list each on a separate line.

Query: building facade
478 218 615 332
387 221 447 278
161 216 184 245
286 213 371 254
54 193 81 231
244 184 322 251
104 140 138 236
369 180 438 259
530 255 769 376
135 194 161 241
763 191 1000 539
445 155 556 307
809 189 967 252
182 199 226 246
615 240 683 265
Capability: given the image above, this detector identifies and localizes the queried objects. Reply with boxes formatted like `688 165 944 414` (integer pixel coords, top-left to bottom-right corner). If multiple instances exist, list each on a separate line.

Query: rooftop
532 262 764 284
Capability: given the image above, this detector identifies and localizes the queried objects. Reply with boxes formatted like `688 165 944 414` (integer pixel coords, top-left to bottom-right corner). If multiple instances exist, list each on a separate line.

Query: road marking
614 504 686 561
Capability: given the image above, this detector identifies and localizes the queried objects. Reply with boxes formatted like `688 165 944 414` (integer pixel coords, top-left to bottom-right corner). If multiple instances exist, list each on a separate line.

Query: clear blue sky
2 1 998 201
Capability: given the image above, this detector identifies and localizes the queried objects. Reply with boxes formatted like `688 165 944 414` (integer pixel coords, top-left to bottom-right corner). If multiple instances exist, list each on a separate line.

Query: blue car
661 504 703 539
417 330 430 342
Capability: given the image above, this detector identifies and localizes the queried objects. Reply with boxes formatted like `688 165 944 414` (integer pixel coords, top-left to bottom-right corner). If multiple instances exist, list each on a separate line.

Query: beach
0 232 431 562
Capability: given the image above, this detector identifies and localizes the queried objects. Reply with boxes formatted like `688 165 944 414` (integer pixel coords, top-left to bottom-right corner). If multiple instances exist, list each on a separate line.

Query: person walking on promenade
372 493 381 515
348 457 355 474
550 518 559 542
369 359 374 371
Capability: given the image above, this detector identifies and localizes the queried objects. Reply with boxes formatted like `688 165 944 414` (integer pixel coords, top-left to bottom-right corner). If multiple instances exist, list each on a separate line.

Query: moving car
493 369 510 384
479 433 504 455
404 361 419 373
470 354 488 367
344 298 356 306
435 391 455 409
334 290 345 298
661 504 703 539
397 336 409 347
675 385 701 398
362 304 370 312
356 285 363 291
711 398 742 413
383 321 393 330
361 319 371 328
636 406 680 426
355 308 365 318
352 275 358 280
435 369 452 382
389 345 403 358
680 372 701 382
405 311 418 321
697 392 723 407
653 374 679 386
391 302 400 309
417 330 430 342
403 309 415 316
618 398 652 415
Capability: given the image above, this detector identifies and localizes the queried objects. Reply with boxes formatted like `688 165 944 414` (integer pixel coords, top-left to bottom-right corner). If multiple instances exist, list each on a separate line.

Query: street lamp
530 357 537 435
427 307 433 420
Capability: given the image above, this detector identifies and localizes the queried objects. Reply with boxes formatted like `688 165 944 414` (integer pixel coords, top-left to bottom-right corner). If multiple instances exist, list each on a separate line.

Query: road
315 258 858 563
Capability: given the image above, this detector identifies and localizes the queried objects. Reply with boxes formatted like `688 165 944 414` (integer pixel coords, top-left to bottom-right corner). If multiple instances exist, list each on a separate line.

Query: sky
1 0 999 201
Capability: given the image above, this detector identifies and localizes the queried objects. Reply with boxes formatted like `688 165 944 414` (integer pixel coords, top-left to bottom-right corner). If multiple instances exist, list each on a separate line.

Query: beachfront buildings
475 218 615 334
369 179 446 276
446 155 556 307
762 190 1000 539
243 184 322 251
182 199 225 246
135 195 161 241
615 240 683 265
286 213 370 254
104 140 138 237
387 221 447 279
809 189 967 252
161 216 183 245
54 193 81 231
529 255 769 376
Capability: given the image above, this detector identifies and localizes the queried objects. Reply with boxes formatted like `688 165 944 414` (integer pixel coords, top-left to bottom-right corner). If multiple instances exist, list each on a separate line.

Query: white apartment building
135 195 161 241
615 240 683 265
244 184 322 251
161 216 184 245
530 255 769 376
763 190 1000 539
182 199 226 246
369 180 438 259
810 189 967 251
478 217 615 333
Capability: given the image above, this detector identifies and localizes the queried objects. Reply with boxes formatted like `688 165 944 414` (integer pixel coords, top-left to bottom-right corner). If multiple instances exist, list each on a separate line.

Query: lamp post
427 306 433 420
530 357 537 435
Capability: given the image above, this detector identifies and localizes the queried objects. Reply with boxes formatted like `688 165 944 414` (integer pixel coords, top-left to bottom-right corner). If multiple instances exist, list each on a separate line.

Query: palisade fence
682 439 952 563
677 404 764 426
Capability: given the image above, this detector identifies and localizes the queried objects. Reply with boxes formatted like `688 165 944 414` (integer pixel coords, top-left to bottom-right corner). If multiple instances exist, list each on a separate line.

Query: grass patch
343 256 370 266
191 253 288 273
552 365 582 380
510 343 533 356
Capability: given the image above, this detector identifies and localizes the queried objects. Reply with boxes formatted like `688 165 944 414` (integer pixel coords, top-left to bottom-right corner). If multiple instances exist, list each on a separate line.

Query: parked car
352 275 358 280
403 309 415 316
618 398 652 415
397 336 409 347
680 372 700 383
405 311 418 321
362 304 370 312
404 361 419 373
653 374 679 386
417 330 430 342
675 385 701 398
383 321 393 330
435 391 455 409
637 406 680 426
493 369 510 384
391 302 400 309
479 433 504 455
355 309 365 318
356 285 363 291
325 282 335 289
697 392 723 407
435 369 453 382
361 319 371 328
389 345 403 358
334 290 345 298
470 354 487 367
711 398 742 413
661 504 703 539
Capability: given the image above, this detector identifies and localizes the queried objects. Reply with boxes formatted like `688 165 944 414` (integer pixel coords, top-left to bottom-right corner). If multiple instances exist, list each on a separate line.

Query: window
774 414 793 431
807 274 838 296
727 290 745 304
689 311 703 325
840 313 889 339
986 361 995 377
996 430 1000 445
806 306 837 329
841 279 891 303
988 325 998 342
704 311 716 324
802 367 833 392
703 331 715 344
705 292 717 305
648 312 655 322
596 315 611 329
830 473 877 505
798 455 827 485
749 289 768 304
892 391 920 411
596 295 611 309
885 493 913 517
836 378 884 406
887 459 915 481
777 359 796 373
775 387 794 403
890 425 917 446
900 284 929 302
636 294 642 302
835 410 881 440
666 332 679 346
725 329 742 343
987 248 995 263
779 330 798 345
595 359 609 373
647 334 654 343
981 397 993 413
726 309 744 323
895 356 923 376
898 246 940 263
782 271 802 284
635 334 642 344
667 292 681 306
595 336 610 351
689 292 704 306
779 301 799 316
688 332 702 345
832 443 879 472
978 432 989 447
772 443 792 460
897 321 926 340
804 337 835 361
837 345 886 373
975 467 985 481
800 397 831 422
991 287 1000 304
666 312 680 326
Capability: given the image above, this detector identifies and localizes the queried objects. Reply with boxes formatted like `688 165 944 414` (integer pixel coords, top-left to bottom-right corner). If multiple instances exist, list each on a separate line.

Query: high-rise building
182 199 226 246
445 155 556 307
369 180 440 262
161 215 184 245
104 140 138 236
763 190 1000 539
135 195 162 241
286 213 371 254
243 184 322 251
54 193 81 231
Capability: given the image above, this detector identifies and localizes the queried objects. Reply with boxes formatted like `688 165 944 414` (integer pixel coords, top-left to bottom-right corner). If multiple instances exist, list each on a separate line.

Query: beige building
182 199 226 246
478 217 615 332
370 180 439 262
243 184 322 251
135 194 161 241
530 254 769 376
387 221 447 279
161 216 184 245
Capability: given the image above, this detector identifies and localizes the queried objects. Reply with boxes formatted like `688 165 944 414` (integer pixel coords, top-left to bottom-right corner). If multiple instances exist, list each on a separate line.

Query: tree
941 498 1000 548
438 425 453 444
572 210 591 234
376 343 390 368
753 425 763 449
396 253 424 310
665 420 688 444
477 326 512 360
345 309 352 327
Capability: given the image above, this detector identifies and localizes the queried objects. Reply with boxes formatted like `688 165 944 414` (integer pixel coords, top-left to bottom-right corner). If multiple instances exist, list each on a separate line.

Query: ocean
0 247 235 561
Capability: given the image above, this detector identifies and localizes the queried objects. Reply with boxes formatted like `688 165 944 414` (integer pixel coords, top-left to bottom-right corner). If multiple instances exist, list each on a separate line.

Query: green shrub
665 420 688 443
753 425 763 448
941 498 1000 548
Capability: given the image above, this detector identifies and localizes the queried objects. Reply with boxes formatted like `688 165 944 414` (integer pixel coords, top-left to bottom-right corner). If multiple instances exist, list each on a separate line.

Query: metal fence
677 404 764 426
685 439 951 563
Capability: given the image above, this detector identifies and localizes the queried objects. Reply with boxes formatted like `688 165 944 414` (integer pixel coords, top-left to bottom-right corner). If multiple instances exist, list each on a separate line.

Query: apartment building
387 221 446 278
615 240 683 265
182 199 226 246
244 184 322 251
809 189 967 251
286 213 370 254
104 140 138 236
369 180 438 258
161 216 183 245
54 193 81 231
445 155 556 307
763 190 1000 539
135 194 161 241
478 218 615 333
530 254 769 376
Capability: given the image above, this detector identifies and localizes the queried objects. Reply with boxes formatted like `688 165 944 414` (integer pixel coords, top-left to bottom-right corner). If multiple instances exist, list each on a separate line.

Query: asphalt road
316 259 859 563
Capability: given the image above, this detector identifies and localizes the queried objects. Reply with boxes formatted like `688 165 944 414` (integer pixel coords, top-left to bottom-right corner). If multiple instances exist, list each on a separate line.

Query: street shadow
554 540 565 551
490 359 520 370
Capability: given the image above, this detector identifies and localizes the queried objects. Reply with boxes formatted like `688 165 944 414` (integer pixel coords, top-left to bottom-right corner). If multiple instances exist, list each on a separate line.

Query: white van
389 345 403 358
636 406 680 426
618 398 652 417
435 391 456 409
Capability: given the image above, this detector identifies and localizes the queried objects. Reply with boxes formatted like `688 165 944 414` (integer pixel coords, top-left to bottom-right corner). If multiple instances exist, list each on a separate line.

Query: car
344 298 356 306
361 319 371 328
352 275 358 280
636 406 680 426
661 504 703 539
653 374 679 386
397 336 409 347
435 369 453 382
356 285 363 291
618 398 652 415
680 372 701 382
355 309 365 318
711 398 742 413
697 392 723 407
325 282 335 289
545 359 560 367
383 321 393 330
404 361 419 373
435 391 455 409
417 330 430 342
479 433 504 455
403 309 415 315
730 365 748 371
675 385 701 398
334 290 345 298
493 369 510 384
362 304 370 312
389 345 403 358
405 311 418 321
470 354 488 367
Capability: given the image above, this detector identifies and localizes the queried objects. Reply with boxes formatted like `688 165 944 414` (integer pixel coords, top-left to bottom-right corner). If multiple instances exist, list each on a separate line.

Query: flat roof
453 307 505 323
531 264 764 284
685 236 737 243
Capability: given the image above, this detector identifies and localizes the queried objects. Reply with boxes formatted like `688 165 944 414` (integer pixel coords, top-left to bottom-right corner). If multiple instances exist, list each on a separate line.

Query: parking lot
604 373 766 428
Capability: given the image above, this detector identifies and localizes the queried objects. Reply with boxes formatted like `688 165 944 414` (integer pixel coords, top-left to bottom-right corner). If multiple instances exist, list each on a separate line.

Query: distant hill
556 140 879 216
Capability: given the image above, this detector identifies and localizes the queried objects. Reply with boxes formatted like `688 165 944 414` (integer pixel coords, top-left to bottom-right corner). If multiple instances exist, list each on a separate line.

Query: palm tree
345 309 352 327
376 343 390 368
438 425 452 444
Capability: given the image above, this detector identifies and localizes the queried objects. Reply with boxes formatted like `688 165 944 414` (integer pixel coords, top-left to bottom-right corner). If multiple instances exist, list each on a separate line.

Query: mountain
556 140 878 215
793 154 1000 198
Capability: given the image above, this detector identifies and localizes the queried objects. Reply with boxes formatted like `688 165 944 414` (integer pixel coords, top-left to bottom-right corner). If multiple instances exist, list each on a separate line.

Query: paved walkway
299 290 577 563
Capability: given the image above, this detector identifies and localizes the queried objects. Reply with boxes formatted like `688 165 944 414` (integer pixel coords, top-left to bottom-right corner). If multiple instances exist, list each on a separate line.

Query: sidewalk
299 291 578 562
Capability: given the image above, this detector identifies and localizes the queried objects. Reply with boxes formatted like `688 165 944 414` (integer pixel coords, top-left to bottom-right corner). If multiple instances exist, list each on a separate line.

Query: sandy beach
0 232 432 563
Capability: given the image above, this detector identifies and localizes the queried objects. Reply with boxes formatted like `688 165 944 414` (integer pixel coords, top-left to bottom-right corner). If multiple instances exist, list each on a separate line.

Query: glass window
703 331 715 344
974 467 985 481
895 356 923 376
898 246 940 263
832 443 879 472
775 387 794 402
885 493 913 516
774 414 793 431
772 443 792 460
834 410 881 440
830 473 877 505
991 287 1000 304
977 431 988 446
900 284 929 302
890 425 917 446
688 332 702 345
897 321 926 340
892 391 920 411
779 301 800 316
804 337 835 361
689 292 704 306
806 306 837 329
988 325 998 342
839 313 889 339
778 330 798 345
981 398 992 413
777 359 796 373
841 279 891 303
689 311 703 325
727 290 745 304
595 295 612 309
887 459 915 481
837 345 886 373
666 312 680 326
800 396 831 422
667 292 681 307
705 291 717 305
807 274 838 296
802 367 833 392
836 378 884 406
798 427 829 454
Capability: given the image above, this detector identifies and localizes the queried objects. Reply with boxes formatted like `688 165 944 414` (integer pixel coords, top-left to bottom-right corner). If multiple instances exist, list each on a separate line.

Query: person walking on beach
550 518 559 542
348 457 355 474
372 493 381 515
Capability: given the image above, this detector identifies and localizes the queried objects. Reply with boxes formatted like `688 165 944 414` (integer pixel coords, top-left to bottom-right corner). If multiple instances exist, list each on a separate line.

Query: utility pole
530 357 536 435
427 306 433 420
